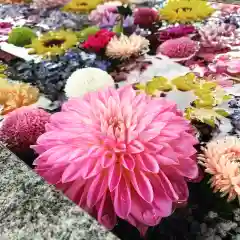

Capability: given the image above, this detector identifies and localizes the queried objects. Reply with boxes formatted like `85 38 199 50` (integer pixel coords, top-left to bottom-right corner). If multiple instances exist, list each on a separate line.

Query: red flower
134 8 159 29
82 29 115 53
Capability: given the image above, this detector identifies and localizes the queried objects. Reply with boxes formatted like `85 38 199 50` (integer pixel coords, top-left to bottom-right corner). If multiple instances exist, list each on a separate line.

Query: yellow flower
0 80 39 115
159 0 215 23
27 30 78 57
62 0 103 13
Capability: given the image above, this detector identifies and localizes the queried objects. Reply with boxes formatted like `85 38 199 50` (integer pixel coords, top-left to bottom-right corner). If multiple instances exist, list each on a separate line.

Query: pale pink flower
0 106 50 152
88 1 122 25
31 0 70 9
106 34 150 60
199 136 240 202
32 86 198 234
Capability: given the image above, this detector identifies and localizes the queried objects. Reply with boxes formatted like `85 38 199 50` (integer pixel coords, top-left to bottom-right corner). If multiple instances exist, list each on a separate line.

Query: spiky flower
0 79 39 115
199 23 238 50
157 37 199 59
199 136 240 201
106 34 149 60
0 107 50 152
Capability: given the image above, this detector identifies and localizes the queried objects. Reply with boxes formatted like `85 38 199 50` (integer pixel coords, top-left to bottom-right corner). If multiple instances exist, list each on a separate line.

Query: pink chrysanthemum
32 86 199 234
157 37 199 59
0 106 50 152
88 1 122 26
198 136 240 202
31 0 69 9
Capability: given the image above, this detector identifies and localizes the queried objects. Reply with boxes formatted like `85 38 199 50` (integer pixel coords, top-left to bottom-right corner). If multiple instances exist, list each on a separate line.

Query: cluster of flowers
0 0 240 238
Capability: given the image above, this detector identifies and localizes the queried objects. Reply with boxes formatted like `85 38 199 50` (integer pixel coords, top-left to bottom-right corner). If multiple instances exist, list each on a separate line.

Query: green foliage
8 27 37 47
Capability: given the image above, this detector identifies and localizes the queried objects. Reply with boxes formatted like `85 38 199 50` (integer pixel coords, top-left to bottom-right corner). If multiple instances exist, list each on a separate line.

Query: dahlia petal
158 171 178 201
128 140 144 153
129 171 154 203
96 191 117 229
121 154 135 171
108 164 122 192
130 193 160 226
38 164 66 184
62 159 88 183
173 157 199 179
87 174 108 208
167 174 189 202
64 178 86 202
101 151 116 168
156 154 178 166
114 176 131 218
149 174 172 217
137 153 159 173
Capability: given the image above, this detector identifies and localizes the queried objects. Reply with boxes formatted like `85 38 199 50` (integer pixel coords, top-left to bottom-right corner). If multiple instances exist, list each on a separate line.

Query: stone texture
0 145 119 240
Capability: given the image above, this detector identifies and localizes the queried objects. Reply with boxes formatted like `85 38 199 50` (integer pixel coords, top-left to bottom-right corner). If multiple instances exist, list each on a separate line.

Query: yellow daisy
26 30 78 57
159 0 215 23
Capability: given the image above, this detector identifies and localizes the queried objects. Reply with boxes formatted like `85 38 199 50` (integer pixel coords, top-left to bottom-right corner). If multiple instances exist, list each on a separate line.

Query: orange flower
0 80 39 115
199 136 240 201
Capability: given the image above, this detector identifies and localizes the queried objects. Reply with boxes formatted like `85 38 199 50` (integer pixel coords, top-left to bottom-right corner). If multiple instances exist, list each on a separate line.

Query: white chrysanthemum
106 34 150 60
64 67 115 98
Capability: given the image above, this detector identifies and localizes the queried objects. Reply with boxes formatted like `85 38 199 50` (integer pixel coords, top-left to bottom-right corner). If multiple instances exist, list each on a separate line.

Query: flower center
43 39 66 48
109 117 124 137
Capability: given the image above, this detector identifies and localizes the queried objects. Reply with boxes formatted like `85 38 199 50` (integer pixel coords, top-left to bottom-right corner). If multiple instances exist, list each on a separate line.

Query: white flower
64 67 115 98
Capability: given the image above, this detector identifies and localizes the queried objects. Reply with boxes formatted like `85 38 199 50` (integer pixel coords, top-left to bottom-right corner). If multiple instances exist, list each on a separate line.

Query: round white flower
64 67 115 98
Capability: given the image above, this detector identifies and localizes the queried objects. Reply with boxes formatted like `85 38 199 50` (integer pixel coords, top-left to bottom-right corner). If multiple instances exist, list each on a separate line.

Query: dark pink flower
134 7 159 29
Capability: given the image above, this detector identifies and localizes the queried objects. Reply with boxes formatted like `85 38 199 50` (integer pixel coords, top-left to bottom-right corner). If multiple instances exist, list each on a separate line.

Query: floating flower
82 29 115 53
88 1 122 26
157 37 198 59
64 67 115 98
62 0 103 13
159 0 215 23
0 22 12 39
31 0 69 9
106 34 149 60
0 79 40 115
198 136 240 201
158 25 195 41
209 55 240 75
133 7 159 28
0 107 50 152
33 86 199 234
8 27 37 47
199 23 238 51
27 30 78 57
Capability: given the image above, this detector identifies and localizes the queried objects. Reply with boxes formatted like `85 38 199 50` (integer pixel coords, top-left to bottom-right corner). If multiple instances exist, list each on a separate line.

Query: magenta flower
157 37 199 59
32 86 198 234
0 107 50 153
158 25 195 41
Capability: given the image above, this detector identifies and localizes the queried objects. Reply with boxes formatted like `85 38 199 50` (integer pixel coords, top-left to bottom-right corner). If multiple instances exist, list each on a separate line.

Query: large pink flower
32 86 199 234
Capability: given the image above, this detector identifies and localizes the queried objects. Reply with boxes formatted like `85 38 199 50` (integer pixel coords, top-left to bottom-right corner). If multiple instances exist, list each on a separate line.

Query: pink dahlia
32 86 199 234
157 37 199 59
0 106 50 153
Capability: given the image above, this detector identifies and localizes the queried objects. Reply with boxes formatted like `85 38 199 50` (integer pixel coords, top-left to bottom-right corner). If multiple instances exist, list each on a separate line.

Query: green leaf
215 109 229 117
